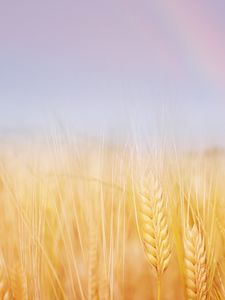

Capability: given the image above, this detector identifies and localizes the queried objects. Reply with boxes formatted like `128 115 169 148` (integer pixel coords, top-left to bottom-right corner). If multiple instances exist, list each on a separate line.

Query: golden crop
0 140 224 300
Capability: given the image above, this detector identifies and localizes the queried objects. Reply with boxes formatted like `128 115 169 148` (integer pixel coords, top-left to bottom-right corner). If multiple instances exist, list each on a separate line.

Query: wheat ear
184 225 207 300
138 178 171 299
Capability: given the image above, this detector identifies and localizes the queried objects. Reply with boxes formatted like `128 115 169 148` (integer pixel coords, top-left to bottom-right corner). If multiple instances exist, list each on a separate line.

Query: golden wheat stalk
11 263 28 300
0 266 11 300
210 263 225 300
184 225 207 300
99 264 109 300
88 224 99 300
138 177 171 299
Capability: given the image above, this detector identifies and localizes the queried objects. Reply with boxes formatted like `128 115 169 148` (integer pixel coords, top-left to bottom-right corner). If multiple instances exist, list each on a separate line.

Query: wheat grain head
138 176 171 276
184 225 207 300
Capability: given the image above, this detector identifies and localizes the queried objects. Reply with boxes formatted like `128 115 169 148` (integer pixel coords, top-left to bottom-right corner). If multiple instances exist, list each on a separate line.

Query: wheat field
0 139 224 300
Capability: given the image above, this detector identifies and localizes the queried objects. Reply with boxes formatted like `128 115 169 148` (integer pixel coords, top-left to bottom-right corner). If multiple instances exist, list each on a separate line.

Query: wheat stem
157 275 161 300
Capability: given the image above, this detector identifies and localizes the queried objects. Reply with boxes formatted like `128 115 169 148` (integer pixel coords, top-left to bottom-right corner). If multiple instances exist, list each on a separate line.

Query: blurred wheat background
0 138 224 300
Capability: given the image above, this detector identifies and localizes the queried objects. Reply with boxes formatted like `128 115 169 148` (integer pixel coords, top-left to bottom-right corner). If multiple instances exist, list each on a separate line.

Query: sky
0 0 225 148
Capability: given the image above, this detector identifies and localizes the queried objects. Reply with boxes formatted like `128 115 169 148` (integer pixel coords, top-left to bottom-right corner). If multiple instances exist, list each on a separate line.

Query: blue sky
0 0 225 148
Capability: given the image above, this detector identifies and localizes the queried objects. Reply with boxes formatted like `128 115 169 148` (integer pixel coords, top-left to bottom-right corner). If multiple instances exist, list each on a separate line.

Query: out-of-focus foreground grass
0 140 224 300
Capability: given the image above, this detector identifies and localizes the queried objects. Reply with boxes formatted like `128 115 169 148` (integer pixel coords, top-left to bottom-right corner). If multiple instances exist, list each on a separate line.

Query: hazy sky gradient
0 0 225 147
